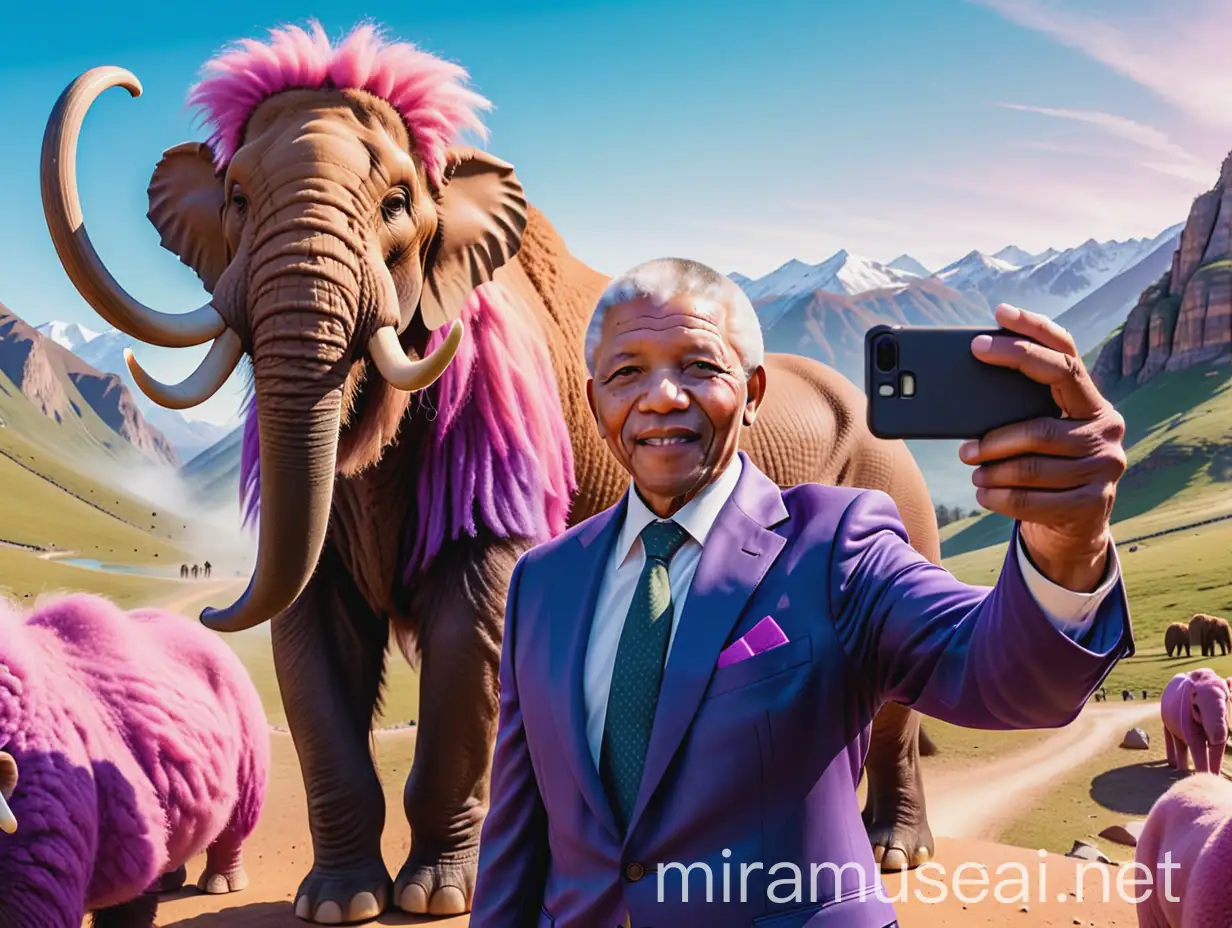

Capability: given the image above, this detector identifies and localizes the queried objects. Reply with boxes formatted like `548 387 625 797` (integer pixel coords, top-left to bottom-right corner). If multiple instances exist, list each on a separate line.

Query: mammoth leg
148 865 186 894
393 534 524 916
1164 728 1179 768
273 545 393 924
862 702 933 870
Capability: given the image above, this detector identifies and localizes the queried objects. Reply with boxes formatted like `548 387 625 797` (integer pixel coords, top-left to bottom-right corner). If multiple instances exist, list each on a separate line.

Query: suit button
625 861 645 881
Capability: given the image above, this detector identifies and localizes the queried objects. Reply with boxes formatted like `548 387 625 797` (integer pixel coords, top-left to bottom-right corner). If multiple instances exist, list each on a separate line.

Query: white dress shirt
582 453 1120 766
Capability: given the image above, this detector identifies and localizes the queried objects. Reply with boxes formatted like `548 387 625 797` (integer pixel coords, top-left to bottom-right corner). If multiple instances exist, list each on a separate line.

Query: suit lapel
624 454 788 840
549 496 626 841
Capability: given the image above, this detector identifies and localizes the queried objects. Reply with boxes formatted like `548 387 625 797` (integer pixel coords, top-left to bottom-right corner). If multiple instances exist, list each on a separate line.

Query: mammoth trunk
203 320 346 632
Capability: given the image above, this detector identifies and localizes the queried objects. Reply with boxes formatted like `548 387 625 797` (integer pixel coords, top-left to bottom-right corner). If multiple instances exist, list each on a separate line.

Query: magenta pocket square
717 616 788 668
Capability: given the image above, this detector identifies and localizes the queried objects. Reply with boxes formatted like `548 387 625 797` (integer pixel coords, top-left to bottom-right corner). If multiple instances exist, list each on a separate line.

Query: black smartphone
864 324 1062 440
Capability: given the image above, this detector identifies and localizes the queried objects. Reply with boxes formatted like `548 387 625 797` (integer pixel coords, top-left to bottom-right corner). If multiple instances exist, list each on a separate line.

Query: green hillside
940 360 1232 558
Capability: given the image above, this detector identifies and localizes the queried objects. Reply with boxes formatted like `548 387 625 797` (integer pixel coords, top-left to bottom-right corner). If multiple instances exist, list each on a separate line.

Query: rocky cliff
0 303 178 466
1094 153 1232 392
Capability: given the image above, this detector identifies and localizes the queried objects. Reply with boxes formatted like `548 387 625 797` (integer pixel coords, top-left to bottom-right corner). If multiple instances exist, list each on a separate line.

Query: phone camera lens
874 334 898 373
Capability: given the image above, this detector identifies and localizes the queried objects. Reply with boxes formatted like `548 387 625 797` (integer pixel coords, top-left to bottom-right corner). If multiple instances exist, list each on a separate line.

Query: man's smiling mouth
636 428 700 446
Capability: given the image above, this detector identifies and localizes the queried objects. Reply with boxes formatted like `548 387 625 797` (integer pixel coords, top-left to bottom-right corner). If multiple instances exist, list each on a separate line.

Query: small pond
55 557 171 577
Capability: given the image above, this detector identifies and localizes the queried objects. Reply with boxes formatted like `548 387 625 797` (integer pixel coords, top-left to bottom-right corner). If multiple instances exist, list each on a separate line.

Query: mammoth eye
381 188 410 221
230 186 247 211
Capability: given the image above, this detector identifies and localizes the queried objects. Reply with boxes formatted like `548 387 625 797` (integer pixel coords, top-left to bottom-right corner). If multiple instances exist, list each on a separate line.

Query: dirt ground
146 729 1145 928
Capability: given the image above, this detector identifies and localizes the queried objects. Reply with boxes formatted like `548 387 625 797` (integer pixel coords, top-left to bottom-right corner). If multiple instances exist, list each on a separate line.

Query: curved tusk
40 66 226 348
368 321 463 392
0 791 14 834
123 329 244 410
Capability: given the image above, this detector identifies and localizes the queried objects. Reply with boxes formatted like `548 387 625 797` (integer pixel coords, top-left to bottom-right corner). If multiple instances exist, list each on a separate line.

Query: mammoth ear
418 146 528 331
147 142 229 293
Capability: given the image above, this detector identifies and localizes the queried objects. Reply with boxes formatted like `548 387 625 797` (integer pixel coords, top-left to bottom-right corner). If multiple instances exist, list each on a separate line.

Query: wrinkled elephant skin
1135 773 1232 928
1161 669 1231 776
39 22 944 923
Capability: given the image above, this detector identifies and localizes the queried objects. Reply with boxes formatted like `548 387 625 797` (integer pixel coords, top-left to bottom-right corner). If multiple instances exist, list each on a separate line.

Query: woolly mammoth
0 594 268 928
1189 613 1231 657
1166 622 1191 658
1135 773 1232 928
1162 669 1232 776
41 22 943 923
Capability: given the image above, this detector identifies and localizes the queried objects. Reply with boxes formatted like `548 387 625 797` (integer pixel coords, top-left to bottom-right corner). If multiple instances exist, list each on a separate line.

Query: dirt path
153 577 248 616
926 701 1159 839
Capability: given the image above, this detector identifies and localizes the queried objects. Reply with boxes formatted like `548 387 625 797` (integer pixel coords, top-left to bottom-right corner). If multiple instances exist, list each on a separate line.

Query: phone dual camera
870 332 915 399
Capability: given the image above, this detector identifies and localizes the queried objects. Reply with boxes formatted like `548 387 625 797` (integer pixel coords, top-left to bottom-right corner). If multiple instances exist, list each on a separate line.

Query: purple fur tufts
403 281 576 581
239 392 260 530
0 593 269 926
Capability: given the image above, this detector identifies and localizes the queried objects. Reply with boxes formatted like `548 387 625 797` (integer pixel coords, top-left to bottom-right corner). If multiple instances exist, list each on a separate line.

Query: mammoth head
41 23 528 633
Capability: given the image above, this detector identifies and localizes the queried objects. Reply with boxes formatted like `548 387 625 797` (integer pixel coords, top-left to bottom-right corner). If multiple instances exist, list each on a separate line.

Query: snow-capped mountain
35 320 101 352
935 224 1184 317
887 254 931 277
35 321 234 461
730 224 1182 322
735 250 924 304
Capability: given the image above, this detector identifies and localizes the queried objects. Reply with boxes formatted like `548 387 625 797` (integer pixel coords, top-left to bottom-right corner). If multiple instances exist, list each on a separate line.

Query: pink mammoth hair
239 281 577 579
187 19 491 184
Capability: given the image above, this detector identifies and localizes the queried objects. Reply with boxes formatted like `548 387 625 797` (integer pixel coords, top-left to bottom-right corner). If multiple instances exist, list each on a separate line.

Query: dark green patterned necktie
599 518 691 832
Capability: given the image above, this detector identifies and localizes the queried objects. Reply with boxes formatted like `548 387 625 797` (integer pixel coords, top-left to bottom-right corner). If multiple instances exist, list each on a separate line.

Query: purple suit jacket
471 452 1132 927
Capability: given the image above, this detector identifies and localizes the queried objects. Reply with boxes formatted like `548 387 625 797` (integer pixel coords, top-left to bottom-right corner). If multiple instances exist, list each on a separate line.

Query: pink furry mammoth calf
1135 773 1232 928
0 593 270 928
1161 668 1231 776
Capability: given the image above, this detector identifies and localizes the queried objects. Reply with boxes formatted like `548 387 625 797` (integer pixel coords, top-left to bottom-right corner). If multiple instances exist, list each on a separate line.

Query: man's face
586 292 765 515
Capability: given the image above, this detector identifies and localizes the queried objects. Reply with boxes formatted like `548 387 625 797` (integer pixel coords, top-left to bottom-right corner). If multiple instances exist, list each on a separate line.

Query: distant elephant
1166 622 1191 658
180 564 188 579
42 23 944 922
1190 614 1231 657
1162 669 1232 775
191 564 199 579
1135 773 1232 928
203 561 212 578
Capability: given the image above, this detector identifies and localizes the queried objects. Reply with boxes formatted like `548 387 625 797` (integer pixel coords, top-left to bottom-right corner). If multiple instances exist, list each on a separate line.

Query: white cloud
996 103 1201 162
970 0 1232 130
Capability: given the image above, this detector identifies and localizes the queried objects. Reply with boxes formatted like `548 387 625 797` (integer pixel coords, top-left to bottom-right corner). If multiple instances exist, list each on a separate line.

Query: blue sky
1 0 1228 425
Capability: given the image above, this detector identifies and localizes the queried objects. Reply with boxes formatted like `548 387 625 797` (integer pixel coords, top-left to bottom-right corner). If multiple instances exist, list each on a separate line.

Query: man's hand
959 303 1126 592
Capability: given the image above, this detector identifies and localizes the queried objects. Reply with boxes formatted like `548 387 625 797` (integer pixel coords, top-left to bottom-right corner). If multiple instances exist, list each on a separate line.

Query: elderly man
471 257 1132 927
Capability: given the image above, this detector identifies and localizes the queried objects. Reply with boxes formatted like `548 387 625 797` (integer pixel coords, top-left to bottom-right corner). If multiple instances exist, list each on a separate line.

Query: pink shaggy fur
402 280 576 580
238 281 577 581
187 19 491 185
1134 773 1232 928
0 594 269 927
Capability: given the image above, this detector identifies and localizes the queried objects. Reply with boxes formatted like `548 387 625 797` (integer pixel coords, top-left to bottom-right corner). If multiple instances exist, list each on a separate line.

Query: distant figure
191 564 199 579
1123 689 1134 701
1100 686 1107 701
204 561 212 578
1143 689 1149 700
180 564 188 579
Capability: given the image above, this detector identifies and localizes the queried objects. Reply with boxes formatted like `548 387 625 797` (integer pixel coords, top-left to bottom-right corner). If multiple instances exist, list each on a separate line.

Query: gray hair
584 257 765 377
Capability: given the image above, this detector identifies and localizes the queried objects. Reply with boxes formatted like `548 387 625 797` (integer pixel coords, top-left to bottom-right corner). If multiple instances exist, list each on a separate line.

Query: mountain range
727 224 1184 389
34 321 236 461
0 303 177 468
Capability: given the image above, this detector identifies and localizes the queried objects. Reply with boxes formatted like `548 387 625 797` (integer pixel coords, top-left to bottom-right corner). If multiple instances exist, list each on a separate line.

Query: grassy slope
941 361 1232 558
994 713 1198 860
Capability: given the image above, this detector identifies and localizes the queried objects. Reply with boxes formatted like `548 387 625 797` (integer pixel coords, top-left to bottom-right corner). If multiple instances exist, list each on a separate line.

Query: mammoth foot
863 790 934 872
394 849 477 916
197 866 249 894
292 861 391 924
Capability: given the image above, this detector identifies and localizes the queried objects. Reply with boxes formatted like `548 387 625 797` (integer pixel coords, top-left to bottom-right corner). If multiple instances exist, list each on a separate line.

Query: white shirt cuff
1015 533 1119 640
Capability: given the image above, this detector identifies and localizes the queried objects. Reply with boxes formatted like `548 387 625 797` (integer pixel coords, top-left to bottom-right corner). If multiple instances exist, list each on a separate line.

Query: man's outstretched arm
471 555 550 925
830 488 1132 729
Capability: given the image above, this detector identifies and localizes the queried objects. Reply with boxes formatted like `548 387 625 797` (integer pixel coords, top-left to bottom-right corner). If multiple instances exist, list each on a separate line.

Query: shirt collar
614 453 743 567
